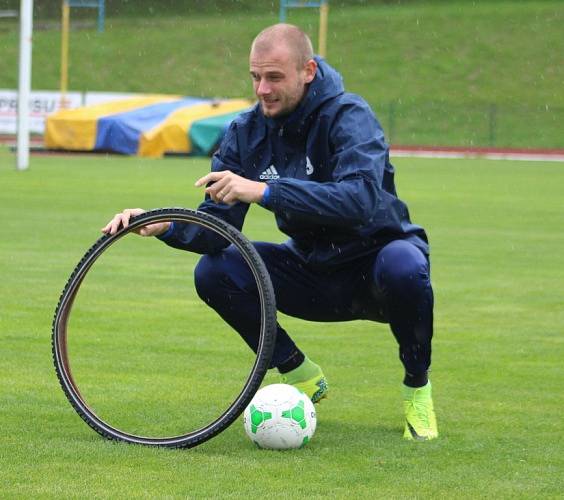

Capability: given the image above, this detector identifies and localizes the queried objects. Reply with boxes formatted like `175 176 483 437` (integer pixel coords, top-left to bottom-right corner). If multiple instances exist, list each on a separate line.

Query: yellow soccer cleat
280 357 328 404
403 381 438 441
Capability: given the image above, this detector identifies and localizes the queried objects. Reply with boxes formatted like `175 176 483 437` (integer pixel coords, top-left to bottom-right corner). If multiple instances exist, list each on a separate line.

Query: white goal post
17 0 33 171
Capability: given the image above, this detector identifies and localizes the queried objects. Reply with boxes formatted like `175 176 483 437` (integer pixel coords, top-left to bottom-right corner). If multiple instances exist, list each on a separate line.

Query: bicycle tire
52 208 277 449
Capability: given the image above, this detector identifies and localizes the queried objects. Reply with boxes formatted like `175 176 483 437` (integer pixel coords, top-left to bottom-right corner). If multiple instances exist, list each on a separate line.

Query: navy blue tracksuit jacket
159 57 428 268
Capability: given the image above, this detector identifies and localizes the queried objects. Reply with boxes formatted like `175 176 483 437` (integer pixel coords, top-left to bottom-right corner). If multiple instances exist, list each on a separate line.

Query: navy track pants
194 239 433 377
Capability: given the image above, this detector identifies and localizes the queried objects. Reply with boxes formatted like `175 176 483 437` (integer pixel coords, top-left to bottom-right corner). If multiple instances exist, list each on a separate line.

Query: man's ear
303 59 317 84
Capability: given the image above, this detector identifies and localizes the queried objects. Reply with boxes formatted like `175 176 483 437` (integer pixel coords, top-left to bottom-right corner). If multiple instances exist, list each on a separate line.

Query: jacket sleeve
264 99 389 228
157 122 250 254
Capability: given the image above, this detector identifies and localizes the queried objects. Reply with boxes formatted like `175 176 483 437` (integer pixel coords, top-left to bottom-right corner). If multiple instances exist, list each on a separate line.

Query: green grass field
1 1 563 147
1 147 563 497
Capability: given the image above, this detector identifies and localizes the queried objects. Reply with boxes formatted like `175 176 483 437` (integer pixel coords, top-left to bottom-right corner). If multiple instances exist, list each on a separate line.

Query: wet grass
0 1 563 147
1 148 563 497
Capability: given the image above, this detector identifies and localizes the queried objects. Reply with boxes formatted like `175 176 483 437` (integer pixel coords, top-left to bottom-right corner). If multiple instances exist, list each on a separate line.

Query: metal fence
377 101 563 149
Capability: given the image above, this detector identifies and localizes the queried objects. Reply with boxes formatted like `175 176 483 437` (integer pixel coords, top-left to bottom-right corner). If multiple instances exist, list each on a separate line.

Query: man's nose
256 79 271 96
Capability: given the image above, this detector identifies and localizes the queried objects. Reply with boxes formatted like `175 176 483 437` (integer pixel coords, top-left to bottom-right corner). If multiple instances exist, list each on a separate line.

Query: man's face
250 45 315 118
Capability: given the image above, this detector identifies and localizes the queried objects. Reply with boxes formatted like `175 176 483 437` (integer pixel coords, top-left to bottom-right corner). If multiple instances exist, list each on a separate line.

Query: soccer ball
243 384 317 450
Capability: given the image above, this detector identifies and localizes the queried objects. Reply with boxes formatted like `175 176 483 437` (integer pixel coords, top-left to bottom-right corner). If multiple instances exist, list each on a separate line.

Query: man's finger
195 173 216 187
195 171 229 187
205 176 230 196
109 213 128 235
120 213 131 230
109 218 121 235
102 209 146 235
222 191 237 205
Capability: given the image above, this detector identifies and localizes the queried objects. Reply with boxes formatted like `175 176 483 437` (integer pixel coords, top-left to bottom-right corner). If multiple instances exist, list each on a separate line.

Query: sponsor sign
0 90 138 134
0 89 82 133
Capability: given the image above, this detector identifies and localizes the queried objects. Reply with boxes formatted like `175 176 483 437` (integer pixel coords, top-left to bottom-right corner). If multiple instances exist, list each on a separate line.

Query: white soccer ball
243 383 317 450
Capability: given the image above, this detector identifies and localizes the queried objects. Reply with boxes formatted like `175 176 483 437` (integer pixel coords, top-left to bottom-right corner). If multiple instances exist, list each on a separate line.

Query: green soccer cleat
280 357 329 404
403 381 438 441
292 373 328 404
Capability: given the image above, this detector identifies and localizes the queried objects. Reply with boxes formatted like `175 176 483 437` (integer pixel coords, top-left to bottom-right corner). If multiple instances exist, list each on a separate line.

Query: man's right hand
101 208 171 237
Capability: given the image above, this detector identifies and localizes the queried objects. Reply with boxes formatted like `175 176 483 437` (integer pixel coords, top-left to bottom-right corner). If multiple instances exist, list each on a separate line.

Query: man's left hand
195 170 267 205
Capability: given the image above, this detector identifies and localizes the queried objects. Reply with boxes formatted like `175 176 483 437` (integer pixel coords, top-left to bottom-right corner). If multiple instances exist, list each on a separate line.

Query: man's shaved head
251 23 314 68
249 23 317 118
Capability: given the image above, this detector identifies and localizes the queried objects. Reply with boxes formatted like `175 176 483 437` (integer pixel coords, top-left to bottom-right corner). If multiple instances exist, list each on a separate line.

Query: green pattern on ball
281 400 307 429
249 405 272 434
